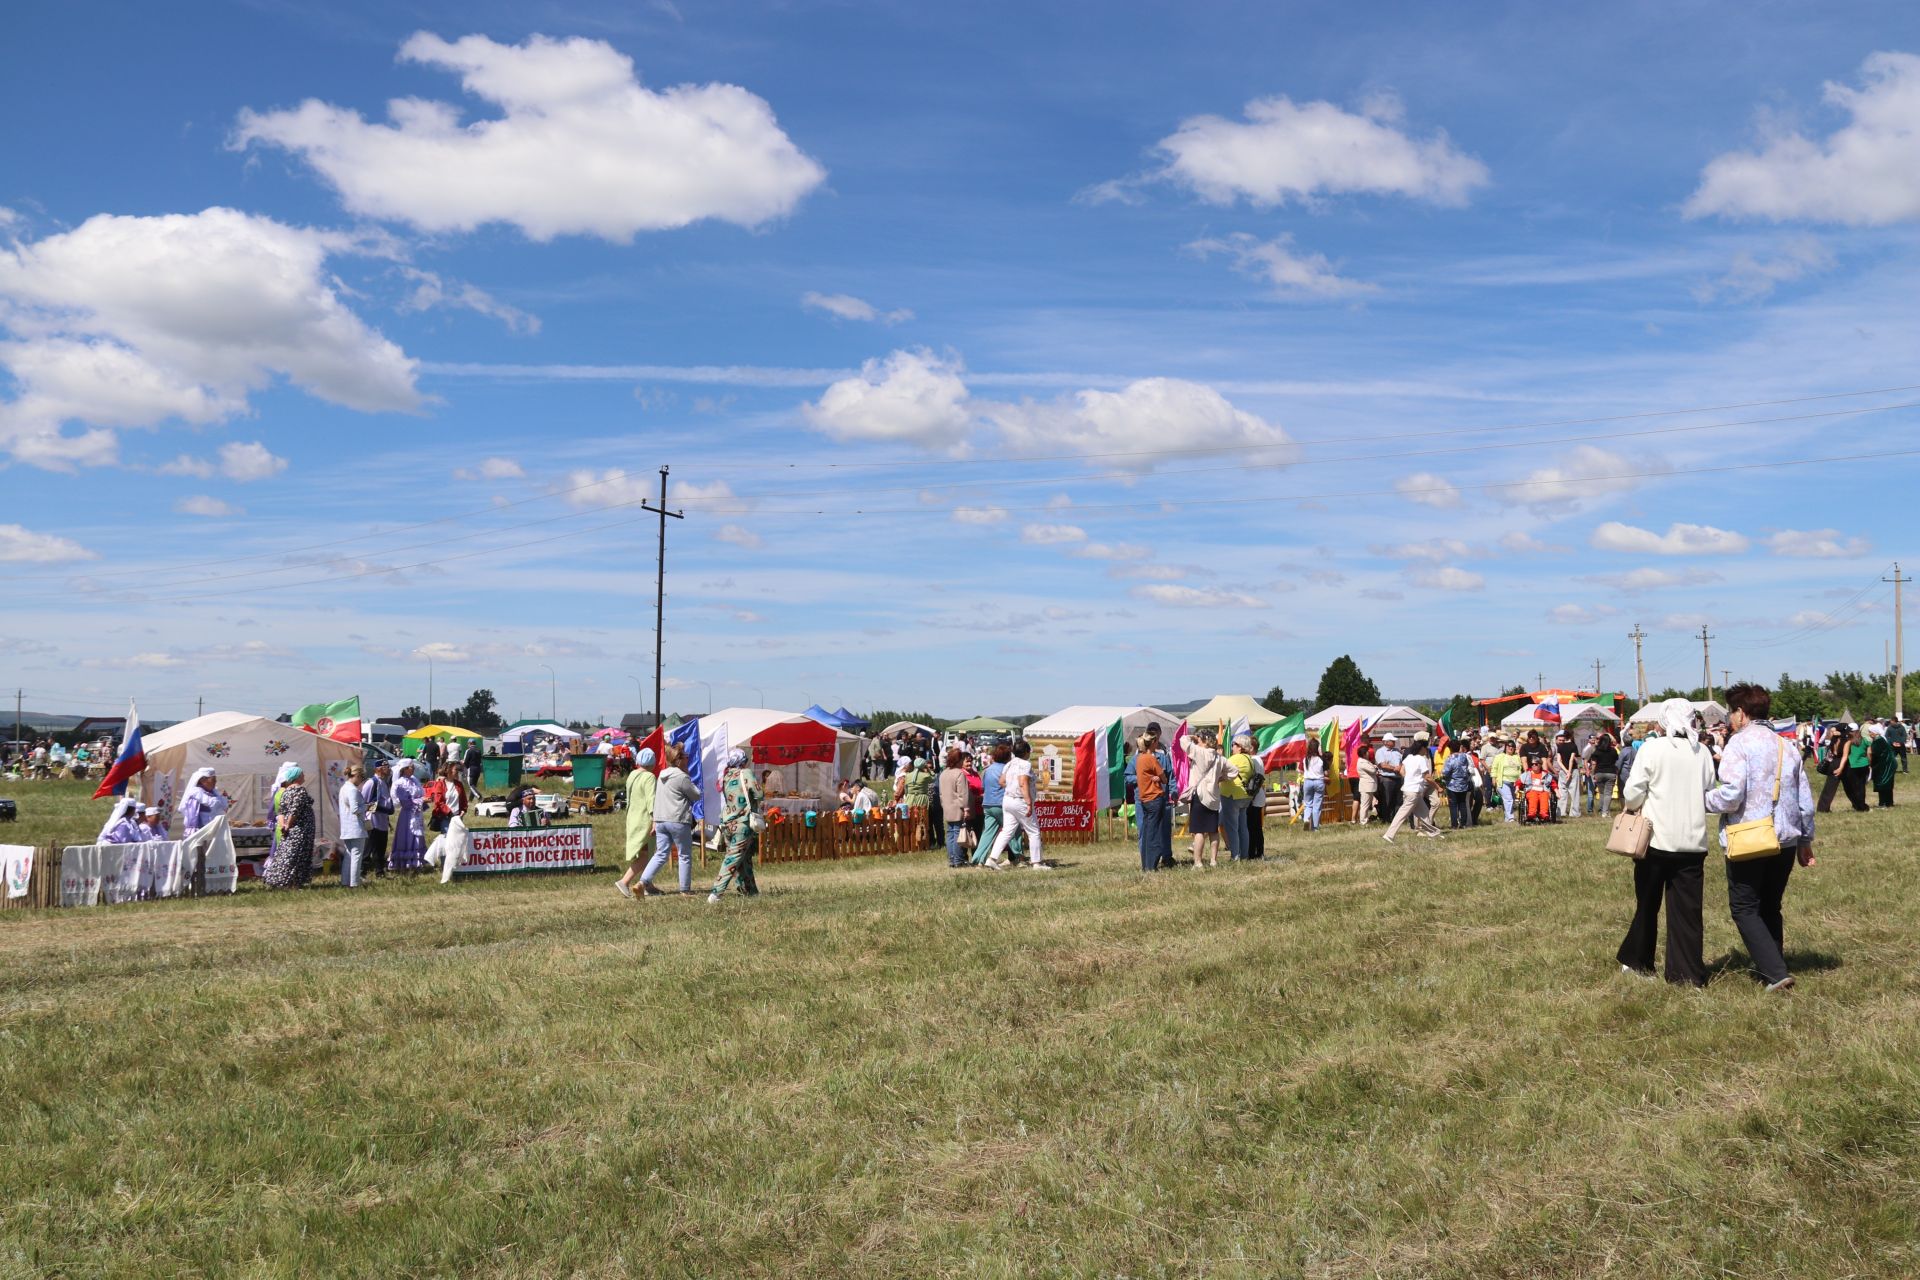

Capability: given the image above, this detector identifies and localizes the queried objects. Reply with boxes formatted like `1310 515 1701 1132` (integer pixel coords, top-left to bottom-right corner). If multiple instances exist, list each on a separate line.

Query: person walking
939 748 972 868
1889 716 1909 773
1617 699 1718 986
642 745 700 895
1839 724 1870 811
1589 732 1621 818
983 740 1048 870
1706 683 1815 992
262 763 316 889
1135 728 1171 871
1182 730 1224 868
463 739 483 795
1868 723 1897 808
1382 735 1442 842
614 747 657 900
1490 739 1523 823
1815 726 1847 813
1222 734 1255 856
1300 745 1327 831
1355 744 1379 825
336 764 368 888
708 747 765 901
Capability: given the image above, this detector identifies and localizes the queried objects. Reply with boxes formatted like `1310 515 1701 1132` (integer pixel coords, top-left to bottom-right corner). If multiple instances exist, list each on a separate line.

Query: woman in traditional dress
98 796 141 845
178 767 230 835
390 758 426 872
708 747 765 901
614 748 657 900
262 763 316 889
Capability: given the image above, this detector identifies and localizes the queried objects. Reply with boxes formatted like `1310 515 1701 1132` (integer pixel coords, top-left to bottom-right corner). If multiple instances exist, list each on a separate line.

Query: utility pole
1721 668 1731 693
13 688 20 751
1698 625 1715 704
641 465 685 730
1886 562 1909 719
1591 658 1605 698
1536 670 1546 691
196 696 204 718
1629 623 1648 705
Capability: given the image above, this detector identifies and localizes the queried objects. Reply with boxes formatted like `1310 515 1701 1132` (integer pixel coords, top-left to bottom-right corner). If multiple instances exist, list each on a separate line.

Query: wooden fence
0 845 59 911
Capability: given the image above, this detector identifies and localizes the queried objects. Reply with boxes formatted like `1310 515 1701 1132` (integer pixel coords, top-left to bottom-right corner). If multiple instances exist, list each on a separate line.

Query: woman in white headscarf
262 762 316 889
389 758 426 872
1617 698 1719 985
708 746 765 902
97 796 141 844
178 767 230 835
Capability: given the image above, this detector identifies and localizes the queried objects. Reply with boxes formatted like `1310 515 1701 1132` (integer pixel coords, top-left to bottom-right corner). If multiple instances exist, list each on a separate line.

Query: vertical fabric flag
668 719 704 820
634 726 667 772
1536 697 1562 725
292 696 363 744
1072 718 1129 809
1342 716 1368 779
1172 720 1192 796
1435 709 1454 755
1318 719 1341 778
92 701 146 799
1255 712 1310 770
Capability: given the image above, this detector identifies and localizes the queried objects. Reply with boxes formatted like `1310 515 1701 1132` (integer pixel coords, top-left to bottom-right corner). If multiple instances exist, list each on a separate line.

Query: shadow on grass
1708 946 1844 983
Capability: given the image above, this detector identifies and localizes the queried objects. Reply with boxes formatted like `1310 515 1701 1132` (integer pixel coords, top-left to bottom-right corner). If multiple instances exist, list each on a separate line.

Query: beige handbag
1606 809 1652 859
1725 740 1785 862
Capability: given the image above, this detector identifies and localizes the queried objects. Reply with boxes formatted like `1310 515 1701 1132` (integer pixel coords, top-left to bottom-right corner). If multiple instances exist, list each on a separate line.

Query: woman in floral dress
263 763 316 888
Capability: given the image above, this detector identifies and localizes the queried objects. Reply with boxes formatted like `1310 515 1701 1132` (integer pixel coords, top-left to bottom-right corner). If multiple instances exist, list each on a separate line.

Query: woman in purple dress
262 764 316 889
177 767 230 834
389 757 426 871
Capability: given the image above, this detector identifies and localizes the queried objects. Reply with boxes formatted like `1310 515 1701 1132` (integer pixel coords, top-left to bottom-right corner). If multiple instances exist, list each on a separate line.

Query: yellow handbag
1725 739 1785 862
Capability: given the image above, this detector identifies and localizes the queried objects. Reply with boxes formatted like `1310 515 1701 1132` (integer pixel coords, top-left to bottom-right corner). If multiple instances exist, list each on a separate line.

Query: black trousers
1879 783 1895 808
1246 808 1265 860
1840 765 1869 811
1816 768 1841 813
1726 849 1796 985
1377 776 1403 831
364 826 389 875
1618 849 1708 986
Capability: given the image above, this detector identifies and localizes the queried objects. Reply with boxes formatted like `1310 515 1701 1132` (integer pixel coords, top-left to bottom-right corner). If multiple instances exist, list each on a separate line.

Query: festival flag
1435 709 1454 754
1319 719 1342 778
1255 712 1310 769
1341 716 1368 778
91 700 146 799
291 695 363 744
1535 697 1562 725
1228 715 1251 746
1768 717 1799 739
1172 720 1192 796
668 718 704 820
1072 717 1129 809
634 725 667 772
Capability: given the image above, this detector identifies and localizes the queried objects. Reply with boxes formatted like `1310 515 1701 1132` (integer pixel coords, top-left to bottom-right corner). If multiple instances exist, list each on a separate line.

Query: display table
762 794 823 816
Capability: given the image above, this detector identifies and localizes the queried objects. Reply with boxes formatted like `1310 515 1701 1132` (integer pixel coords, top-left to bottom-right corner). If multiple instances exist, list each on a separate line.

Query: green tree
1501 684 1528 698
1260 686 1306 716
1772 673 1828 722
1824 671 1891 720
395 705 427 729
454 688 504 734
1314 656 1382 710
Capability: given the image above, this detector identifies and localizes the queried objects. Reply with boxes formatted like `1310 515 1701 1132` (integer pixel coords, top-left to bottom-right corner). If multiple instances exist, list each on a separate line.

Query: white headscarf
96 796 138 842
178 767 216 813
275 762 303 787
1658 697 1697 741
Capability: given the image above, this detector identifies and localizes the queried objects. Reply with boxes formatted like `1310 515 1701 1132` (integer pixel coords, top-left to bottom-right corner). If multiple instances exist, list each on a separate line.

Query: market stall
1021 705 1182 800
695 708 844 817
139 711 361 861
1306 705 1436 741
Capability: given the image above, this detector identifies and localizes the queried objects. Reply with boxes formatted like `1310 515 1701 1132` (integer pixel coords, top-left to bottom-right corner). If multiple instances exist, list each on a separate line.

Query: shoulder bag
1725 740 1785 862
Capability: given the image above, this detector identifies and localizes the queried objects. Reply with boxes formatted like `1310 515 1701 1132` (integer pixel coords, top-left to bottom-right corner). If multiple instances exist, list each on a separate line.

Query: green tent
949 716 1017 733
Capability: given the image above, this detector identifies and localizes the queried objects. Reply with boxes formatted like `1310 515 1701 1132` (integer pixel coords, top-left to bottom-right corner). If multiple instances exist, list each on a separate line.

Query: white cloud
158 440 289 483
950 505 1008 525
399 267 539 333
802 348 972 447
0 207 419 469
454 456 525 481
1510 445 1643 508
987 376 1294 470
559 467 657 509
0 523 96 563
1767 528 1872 558
801 291 912 324
1692 236 1835 303
1396 472 1461 508
1110 563 1187 581
715 523 761 549
1187 232 1376 299
1685 52 1920 225
413 641 470 662
1371 538 1477 562
1408 565 1485 591
1132 583 1263 608
1582 567 1723 592
668 478 737 509
1149 91 1487 208
1548 603 1619 625
1498 531 1568 554
234 32 825 241
1074 541 1151 561
1590 521 1750 555
174 495 244 517
1020 522 1088 546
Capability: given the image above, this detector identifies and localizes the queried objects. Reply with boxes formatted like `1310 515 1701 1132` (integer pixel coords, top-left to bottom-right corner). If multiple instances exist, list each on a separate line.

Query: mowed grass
4 780 1920 1277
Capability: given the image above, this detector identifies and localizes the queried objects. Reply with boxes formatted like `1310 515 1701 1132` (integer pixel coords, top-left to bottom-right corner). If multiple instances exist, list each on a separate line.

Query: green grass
4 778 1920 1277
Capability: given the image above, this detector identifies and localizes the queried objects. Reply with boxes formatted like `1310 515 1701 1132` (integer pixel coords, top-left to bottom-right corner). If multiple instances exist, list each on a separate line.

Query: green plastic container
570 753 607 790
481 755 523 792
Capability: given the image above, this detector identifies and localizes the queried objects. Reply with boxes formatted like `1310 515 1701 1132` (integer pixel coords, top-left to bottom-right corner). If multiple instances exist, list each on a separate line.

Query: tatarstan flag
292 695 362 744
1255 712 1310 770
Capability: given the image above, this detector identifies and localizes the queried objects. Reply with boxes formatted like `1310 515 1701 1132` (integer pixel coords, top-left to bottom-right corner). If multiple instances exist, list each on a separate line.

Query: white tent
1629 700 1728 726
498 722 574 744
1502 703 1619 728
139 712 362 857
1306 705 1435 739
875 720 938 739
695 708 847 814
1022 705 1183 740
1182 694 1282 728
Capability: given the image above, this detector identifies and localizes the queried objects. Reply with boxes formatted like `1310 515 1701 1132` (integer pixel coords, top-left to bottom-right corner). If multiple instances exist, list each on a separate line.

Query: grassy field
4 777 1920 1277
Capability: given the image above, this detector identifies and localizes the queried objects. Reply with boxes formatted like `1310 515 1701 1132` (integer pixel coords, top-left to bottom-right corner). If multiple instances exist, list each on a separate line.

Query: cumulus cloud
1685 52 1920 225
0 208 420 469
1186 232 1376 299
0 523 96 563
1590 521 1750 555
1143 91 1487 208
986 376 1294 469
234 32 825 240
1408 564 1485 591
950 505 1008 525
801 291 912 324
399 267 539 333
1110 563 1187 581
1548 603 1619 625
1768 528 1872 558
559 467 658 509
1582 567 1722 592
1132 583 1263 608
803 348 972 447
1692 236 1835 303
454 456 525 481
714 523 761 549
1020 522 1087 546
1498 531 1568 554
1371 538 1478 562
1510 445 1644 508
158 440 289 482
1396 472 1462 508
413 641 471 662
174 495 244 517
1074 541 1150 561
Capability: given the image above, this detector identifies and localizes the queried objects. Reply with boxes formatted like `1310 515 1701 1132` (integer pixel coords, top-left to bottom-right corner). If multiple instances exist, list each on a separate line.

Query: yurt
139 712 362 860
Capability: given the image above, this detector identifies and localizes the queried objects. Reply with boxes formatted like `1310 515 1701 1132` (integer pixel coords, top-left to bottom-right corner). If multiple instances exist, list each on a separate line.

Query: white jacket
1621 736 1717 853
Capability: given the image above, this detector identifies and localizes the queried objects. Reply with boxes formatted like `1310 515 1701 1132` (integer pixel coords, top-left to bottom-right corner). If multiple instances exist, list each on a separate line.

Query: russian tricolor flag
1535 697 1562 725
91 700 146 799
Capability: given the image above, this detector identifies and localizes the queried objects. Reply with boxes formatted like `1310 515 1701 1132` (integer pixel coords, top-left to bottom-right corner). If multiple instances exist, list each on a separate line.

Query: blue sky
5 0 1920 725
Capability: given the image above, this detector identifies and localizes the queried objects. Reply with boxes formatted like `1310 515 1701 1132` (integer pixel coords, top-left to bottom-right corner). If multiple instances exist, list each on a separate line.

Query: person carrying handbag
1706 684 1816 992
1616 699 1718 986
708 747 765 902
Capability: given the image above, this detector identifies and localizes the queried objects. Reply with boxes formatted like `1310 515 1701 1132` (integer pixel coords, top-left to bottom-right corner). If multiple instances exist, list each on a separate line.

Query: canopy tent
588 727 628 741
833 707 870 731
1182 694 1283 728
498 722 574 744
802 703 845 728
1305 705 1435 740
1501 703 1620 729
876 720 938 739
948 716 1017 733
139 711 361 858
1021 705 1182 740
1629 700 1728 726
696 708 846 807
406 724 482 740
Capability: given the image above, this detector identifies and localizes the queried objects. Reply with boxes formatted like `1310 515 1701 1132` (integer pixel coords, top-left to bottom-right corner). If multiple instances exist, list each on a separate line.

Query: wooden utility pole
1699 625 1715 703
642 466 685 729
1886 563 1909 719
1629 623 1648 704
1591 658 1605 698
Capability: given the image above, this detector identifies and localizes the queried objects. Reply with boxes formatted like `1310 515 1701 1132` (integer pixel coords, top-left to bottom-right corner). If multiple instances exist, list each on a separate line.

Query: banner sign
454 824 595 875
1033 800 1095 832
3 845 32 899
